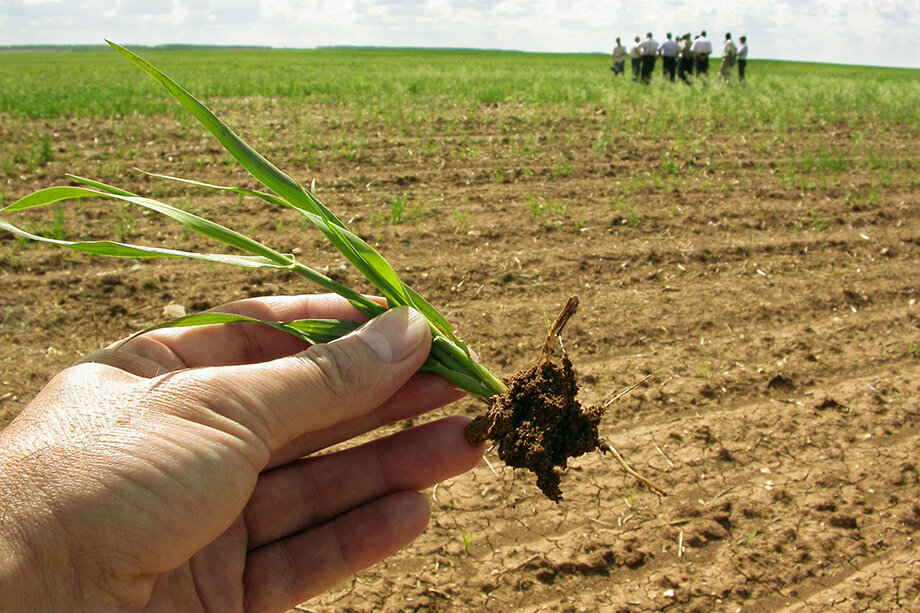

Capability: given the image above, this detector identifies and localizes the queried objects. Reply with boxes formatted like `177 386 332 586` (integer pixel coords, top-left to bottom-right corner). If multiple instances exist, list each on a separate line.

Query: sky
1 0 919 68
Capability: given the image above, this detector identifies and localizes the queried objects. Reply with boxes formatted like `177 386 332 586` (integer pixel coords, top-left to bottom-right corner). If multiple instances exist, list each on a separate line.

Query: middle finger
244 415 483 549
264 371 466 469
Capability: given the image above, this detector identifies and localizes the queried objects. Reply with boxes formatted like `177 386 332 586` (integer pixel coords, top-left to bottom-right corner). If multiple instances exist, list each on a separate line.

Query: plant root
465 297 608 502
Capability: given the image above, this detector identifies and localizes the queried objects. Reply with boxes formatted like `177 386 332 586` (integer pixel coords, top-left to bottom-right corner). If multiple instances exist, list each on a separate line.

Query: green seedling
0 42 506 400
908 342 920 359
461 532 474 555
811 212 826 231
743 529 759 545
387 193 409 225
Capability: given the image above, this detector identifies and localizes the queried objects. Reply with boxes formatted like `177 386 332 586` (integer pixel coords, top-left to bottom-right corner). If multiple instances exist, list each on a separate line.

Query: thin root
605 441 668 497
604 374 652 407
483 455 499 477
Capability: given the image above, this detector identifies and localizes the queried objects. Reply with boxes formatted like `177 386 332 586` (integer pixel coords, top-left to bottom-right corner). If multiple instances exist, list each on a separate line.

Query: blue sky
2 0 918 68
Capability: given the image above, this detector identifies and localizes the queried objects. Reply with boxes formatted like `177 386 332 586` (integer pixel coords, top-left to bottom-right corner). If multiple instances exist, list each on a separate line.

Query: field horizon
3 43 919 73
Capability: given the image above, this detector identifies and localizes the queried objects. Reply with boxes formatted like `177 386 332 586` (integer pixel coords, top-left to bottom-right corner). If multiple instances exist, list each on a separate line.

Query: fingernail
357 307 428 363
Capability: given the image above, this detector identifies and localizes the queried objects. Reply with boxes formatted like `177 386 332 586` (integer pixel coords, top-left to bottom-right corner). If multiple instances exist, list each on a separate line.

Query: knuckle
299 342 366 399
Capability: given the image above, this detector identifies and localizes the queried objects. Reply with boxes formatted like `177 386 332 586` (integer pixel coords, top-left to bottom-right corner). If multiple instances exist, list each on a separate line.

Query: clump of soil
465 297 607 502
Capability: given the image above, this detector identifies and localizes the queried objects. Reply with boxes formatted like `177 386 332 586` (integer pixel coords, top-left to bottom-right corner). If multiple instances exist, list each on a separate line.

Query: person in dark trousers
678 33 694 84
658 32 680 82
691 30 712 77
737 36 749 83
630 36 642 81
638 32 659 84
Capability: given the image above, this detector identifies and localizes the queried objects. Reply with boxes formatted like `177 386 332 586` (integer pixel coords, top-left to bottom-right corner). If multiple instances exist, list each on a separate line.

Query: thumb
184 306 432 451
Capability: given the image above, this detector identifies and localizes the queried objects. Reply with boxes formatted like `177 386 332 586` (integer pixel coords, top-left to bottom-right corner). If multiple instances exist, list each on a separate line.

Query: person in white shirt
737 36 749 83
630 36 642 81
611 37 628 76
658 32 681 82
690 30 713 76
720 32 738 83
638 32 659 84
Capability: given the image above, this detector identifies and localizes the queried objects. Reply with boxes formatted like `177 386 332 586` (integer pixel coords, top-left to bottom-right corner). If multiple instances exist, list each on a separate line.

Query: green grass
2 48 919 134
525 195 568 229
1 132 52 175
0 47 614 118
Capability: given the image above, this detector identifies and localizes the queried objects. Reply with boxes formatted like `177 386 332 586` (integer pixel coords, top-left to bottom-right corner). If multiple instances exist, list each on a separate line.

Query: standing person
638 32 659 84
630 36 642 81
658 32 681 82
737 35 749 82
611 37 628 75
678 33 694 84
720 32 738 83
691 30 712 77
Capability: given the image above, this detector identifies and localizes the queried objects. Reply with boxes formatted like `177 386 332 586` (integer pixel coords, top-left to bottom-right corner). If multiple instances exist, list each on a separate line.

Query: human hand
0 294 482 612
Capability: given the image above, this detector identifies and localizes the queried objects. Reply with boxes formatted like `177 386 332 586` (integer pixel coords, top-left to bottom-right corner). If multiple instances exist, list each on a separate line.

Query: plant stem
288 260 505 397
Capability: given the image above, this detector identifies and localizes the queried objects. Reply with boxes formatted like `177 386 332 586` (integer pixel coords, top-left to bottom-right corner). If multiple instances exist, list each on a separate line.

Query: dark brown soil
466 297 607 502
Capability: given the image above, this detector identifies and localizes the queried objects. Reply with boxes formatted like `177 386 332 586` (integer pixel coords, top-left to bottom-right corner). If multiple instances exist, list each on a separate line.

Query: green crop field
2 46 919 129
2 46 919 203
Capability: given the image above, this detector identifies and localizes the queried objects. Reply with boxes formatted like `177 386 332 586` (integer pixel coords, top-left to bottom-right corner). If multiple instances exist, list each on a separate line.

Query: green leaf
133 172 413 315
65 174 138 197
3 185 288 264
133 170 289 207
105 41 345 228
120 313 361 347
0 219 285 267
105 42 464 346
405 285 466 348
283 318 363 342
138 172 465 346
117 313 495 396
1 183 379 312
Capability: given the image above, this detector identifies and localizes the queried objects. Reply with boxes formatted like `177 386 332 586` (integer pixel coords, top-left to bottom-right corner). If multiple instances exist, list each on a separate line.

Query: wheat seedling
0 42 506 399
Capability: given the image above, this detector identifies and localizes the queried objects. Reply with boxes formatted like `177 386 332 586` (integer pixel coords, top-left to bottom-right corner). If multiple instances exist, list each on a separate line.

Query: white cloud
0 0 917 67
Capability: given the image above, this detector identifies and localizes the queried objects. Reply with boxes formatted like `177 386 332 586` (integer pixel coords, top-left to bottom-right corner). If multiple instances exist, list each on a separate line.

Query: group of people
611 31 748 85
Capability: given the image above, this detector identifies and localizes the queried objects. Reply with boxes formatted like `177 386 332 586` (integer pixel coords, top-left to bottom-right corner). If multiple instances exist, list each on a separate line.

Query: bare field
2 56 920 611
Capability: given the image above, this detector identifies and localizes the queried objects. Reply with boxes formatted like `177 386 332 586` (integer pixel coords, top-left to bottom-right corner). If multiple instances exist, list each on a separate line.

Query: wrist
0 454 72 613
0 480 42 612
0 534 34 613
